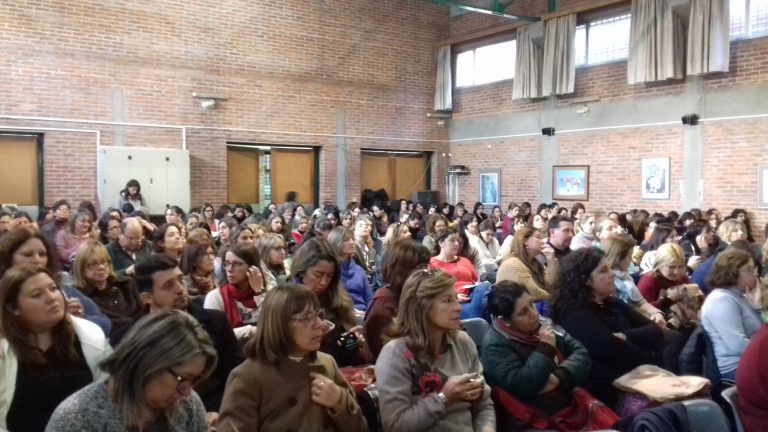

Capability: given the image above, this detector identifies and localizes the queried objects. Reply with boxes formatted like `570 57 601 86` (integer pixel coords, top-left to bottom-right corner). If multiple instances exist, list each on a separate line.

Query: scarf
219 283 257 328
190 272 216 296
492 318 564 363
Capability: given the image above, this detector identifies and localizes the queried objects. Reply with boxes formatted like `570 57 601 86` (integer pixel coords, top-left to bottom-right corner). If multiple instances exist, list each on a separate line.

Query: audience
46 310 216 431
552 248 664 407
217 284 367 432
292 238 366 367
482 281 590 423
0 267 111 432
375 269 495 432
0 196 760 431
701 249 762 381
134 254 243 426
71 240 144 345
204 244 264 341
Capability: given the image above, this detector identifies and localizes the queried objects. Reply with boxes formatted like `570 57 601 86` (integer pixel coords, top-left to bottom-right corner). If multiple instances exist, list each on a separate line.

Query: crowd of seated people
1 186 768 432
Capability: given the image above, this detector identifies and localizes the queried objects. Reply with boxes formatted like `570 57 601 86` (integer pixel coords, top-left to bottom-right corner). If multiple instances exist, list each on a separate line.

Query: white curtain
688 0 730 74
542 14 576 97
512 25 543 99
627 0 685 84
434 45 452 111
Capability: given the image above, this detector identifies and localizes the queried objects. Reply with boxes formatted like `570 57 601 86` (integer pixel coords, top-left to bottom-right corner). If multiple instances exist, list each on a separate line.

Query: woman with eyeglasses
46 310 216 432
204 244 265 341
375 269 495 432
216 284 366 432
0 267 111 432
258 233 290 291
291 215 311 247
422 214 448 256
71 240 144 345
201 203 220 239
181 229 218 298
292 238 365 367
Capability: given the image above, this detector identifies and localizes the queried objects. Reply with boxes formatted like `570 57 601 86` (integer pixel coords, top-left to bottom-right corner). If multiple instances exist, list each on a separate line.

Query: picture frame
479 169 500 207
552 165 589 201
758 165 768 209
641 157 670 200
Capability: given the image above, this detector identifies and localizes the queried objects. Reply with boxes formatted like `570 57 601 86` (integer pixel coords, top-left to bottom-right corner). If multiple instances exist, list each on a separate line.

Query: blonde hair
387 269 457 359
601 234 635 269
71 240 115 290
652 243 686 274
718 219 746 244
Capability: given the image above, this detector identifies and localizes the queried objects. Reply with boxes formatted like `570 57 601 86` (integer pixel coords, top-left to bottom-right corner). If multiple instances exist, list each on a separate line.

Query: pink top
428 256 478 297
54 230 91 265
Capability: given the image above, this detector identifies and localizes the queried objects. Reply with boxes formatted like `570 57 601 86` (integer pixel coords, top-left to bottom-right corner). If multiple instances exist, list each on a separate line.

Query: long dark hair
551 248 606 321
0 228 60 278
120 179 142 200
0 267 77 363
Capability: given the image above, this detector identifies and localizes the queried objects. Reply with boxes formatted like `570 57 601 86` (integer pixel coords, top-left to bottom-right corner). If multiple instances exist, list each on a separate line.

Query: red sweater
636 273 691 309
736 324 768 432
428 256 478 297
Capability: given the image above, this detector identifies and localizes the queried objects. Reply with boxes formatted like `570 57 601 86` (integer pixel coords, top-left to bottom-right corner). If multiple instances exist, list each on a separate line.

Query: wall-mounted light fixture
575 104 590 117
192 92 228 110
541 127 556 136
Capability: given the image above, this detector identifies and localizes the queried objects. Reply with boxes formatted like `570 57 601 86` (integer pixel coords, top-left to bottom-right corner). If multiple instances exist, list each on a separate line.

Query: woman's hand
537 374 561 395
348 325 366 348
537 325 556 348
650 312 667 327
665 286 683 302
541 243 555 262
310 372 344 411
687 255 703 270
246 265 264 296
441 374 484 404
205 412 218 431
66 298 84 317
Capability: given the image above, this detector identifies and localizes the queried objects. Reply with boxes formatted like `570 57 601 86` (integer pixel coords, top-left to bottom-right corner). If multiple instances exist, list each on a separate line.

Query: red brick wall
0 0 450 210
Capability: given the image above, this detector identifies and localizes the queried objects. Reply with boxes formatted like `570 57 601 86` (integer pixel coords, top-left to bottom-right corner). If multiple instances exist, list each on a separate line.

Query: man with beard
134 254 244 430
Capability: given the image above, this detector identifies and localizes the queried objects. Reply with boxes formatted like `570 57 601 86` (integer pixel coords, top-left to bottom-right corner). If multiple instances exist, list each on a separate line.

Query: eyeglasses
166 368 203 391
223 261 247 269
290 310 325 326
86 260 109 270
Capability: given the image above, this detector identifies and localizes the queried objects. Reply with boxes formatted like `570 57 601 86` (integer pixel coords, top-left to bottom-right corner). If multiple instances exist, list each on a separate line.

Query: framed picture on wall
758 165 768 209
479 169 500 207
641 157 670 200
552 165 589 201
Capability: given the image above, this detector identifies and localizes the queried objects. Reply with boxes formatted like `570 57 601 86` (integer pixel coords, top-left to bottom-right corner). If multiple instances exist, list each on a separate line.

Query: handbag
492 385 619 431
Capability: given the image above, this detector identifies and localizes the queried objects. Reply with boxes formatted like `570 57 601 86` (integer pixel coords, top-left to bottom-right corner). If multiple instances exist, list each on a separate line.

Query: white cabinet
97 146 190 215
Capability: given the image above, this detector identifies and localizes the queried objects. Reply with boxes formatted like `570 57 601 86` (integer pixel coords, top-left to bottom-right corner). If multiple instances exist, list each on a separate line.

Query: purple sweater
340 258 373 312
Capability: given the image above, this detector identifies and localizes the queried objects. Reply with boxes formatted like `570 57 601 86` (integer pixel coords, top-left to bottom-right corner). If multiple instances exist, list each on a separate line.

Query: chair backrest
461 318 491 353
681 399 732 432
721 386 745 432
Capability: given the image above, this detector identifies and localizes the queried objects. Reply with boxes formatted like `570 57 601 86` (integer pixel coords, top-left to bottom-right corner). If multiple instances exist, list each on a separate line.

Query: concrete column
539 96 558 202
681 77 704 209
111 88 124 147
335 110 347 208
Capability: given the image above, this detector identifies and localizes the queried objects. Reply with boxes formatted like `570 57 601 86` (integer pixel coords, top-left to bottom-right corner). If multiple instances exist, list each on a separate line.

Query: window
575 14 631 66
455 40 516 87
731 0 768 39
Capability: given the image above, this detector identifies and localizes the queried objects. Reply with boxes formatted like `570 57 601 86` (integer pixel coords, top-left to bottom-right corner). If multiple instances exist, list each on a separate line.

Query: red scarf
219 283 258 328
492 318 564 363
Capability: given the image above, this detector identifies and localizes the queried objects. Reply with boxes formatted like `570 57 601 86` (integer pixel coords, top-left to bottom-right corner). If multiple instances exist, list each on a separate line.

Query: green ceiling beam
428 0 540 22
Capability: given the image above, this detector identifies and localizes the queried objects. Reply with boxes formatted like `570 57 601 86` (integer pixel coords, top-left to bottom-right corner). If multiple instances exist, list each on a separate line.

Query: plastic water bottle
538 316 566 337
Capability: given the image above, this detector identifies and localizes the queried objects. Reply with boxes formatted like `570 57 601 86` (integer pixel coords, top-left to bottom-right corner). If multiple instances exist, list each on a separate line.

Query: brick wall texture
0 0 450 210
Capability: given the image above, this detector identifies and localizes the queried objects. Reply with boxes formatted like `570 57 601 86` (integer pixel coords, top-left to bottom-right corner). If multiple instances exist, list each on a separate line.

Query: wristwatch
436 392 448 407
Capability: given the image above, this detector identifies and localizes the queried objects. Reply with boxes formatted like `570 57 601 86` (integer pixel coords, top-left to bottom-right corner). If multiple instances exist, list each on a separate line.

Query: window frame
575 8 632 68
453 34 517 89
730 0 768 40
